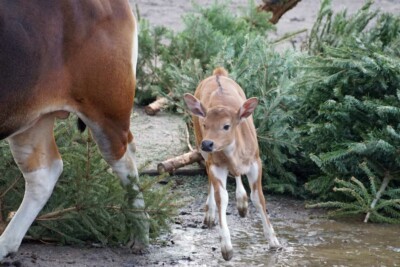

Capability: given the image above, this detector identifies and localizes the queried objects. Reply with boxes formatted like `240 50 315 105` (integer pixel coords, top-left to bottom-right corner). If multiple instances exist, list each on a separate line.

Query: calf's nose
201 140 214 152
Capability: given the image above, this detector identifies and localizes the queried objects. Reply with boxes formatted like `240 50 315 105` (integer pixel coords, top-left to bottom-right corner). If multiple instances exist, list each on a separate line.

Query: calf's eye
223 124 230 131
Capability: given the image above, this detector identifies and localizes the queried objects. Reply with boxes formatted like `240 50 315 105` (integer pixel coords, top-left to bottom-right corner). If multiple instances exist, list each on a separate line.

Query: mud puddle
129 176 400 266
12 181 400 267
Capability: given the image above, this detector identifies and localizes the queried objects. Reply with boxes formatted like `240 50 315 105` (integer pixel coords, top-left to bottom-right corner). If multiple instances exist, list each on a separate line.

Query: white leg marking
204 183 217 227
210 165 233 260
247 162 280 248
112 142 143 209
0 160 63 260
235 175 248 217
111 141 149 249
112 142 139 187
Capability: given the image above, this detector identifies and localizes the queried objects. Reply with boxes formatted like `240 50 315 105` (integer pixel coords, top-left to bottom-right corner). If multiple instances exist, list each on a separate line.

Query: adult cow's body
0 0 145 260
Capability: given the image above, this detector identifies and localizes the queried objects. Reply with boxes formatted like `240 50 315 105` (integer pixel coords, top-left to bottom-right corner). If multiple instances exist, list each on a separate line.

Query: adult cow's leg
86 122 149 251
246 160 280 248
210 165 233 261
0 115 62 260
110 132 149 250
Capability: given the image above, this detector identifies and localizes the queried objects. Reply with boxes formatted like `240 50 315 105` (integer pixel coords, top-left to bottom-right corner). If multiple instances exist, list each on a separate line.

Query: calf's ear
184 93 206 118
238 97 258 121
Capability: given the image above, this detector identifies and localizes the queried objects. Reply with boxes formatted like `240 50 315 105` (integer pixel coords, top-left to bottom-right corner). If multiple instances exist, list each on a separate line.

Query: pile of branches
0 116 180 245
296 0 400 223
136 0 400 223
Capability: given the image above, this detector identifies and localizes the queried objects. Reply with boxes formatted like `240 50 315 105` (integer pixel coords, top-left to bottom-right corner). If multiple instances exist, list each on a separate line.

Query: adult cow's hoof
127 233 149 255
0 241 16 262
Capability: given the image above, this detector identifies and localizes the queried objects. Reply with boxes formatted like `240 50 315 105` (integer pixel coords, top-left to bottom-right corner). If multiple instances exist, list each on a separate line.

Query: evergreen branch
0 176 21 199
272 28 308 45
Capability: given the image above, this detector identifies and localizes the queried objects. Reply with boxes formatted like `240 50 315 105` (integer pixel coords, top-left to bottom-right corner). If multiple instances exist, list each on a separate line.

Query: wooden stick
157 150 203 174
258 0 302 24
364 174 392 223
185 123 194 152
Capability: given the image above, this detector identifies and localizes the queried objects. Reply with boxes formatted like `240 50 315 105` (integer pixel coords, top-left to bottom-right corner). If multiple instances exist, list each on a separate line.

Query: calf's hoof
203 214 216 228
238 206 248 217
236 197 248 218
268 236 282 250
221 248 233 261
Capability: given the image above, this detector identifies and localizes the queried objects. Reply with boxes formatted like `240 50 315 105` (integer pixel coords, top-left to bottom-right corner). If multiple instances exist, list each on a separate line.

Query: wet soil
6 108 400 267
8 175 400 266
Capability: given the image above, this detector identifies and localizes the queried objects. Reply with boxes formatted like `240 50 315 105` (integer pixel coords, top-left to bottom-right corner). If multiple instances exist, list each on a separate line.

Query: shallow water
157 184 400 267
14 181 400 267
172 214 400 266
231 218 400 267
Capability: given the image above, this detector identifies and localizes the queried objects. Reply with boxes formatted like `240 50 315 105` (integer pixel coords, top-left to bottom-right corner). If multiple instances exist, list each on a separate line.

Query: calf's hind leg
204 173 217 228
235 175 248 217
0 115 63 260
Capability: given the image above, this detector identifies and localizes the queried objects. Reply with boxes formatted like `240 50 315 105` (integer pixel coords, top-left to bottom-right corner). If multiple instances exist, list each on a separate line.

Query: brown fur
184 67 280 260
0 2 145 259
192 69 258 176
0 0 136 169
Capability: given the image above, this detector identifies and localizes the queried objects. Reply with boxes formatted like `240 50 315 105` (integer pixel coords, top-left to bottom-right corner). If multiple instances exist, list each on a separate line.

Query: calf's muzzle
201 140 214 152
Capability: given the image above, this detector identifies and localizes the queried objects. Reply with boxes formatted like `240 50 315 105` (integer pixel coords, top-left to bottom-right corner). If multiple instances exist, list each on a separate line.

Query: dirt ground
3 1 400 266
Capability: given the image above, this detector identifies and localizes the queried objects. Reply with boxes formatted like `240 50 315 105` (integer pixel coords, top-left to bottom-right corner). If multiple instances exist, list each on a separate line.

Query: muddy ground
7 107 400 267
3 1 400 266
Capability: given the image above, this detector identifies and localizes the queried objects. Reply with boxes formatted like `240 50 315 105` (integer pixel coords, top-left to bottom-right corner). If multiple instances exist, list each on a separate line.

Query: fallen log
141 168 205 177
157 150 203 174
144 96 170 116
258 0 302 24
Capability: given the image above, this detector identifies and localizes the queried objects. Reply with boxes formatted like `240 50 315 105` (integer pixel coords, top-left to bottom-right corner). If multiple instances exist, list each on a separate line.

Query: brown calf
184 67 280 261
0 0 147 260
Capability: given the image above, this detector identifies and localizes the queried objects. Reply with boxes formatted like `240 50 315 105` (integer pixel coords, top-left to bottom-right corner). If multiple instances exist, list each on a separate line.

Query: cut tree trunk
157 150 203 174
258 0 302 24
144 96 170 116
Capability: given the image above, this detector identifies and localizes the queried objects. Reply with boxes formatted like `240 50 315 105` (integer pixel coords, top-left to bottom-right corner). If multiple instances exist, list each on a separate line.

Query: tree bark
258 0 302 24
144 96 170 116
157 150 203 174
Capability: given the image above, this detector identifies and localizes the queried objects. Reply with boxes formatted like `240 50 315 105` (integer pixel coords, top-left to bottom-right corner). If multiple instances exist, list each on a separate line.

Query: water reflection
209 216 400 266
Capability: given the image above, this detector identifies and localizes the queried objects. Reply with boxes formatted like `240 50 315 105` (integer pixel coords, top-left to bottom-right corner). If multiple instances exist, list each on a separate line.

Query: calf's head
184 93 258 153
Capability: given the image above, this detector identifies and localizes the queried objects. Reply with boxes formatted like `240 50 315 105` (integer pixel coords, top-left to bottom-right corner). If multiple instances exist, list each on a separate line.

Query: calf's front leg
210 165 233 261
